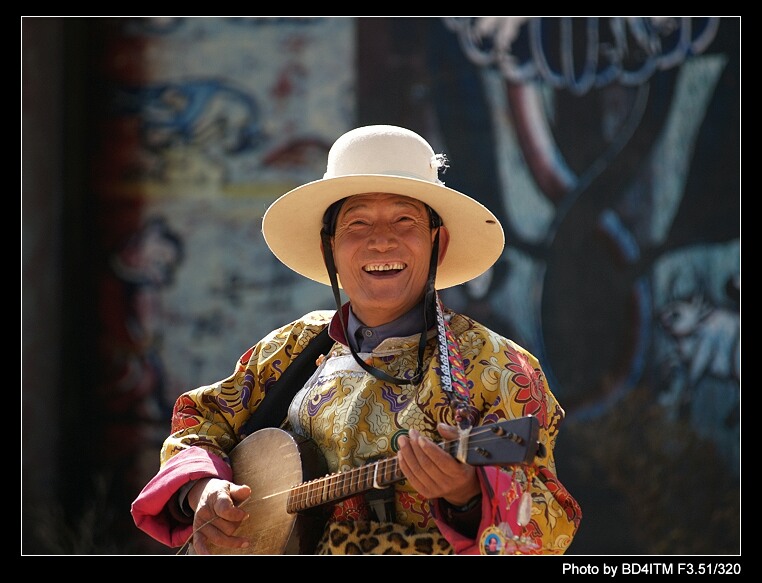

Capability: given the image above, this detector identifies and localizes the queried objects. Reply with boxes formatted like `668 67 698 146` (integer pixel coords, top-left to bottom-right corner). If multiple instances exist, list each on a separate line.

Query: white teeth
364 262 405 272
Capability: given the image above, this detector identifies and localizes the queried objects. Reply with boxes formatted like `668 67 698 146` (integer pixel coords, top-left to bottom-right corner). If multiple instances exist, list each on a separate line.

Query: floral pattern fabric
136 306 581 554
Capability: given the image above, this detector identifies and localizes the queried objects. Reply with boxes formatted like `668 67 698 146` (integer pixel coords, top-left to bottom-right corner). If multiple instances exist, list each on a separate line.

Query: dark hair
321 197 442 235
321 198 347 236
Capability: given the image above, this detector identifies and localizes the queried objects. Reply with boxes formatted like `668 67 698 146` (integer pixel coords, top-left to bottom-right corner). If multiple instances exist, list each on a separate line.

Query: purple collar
329 301 426 352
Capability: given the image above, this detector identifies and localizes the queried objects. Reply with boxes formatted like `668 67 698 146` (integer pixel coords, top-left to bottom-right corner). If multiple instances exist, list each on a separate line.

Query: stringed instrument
207 415 540 554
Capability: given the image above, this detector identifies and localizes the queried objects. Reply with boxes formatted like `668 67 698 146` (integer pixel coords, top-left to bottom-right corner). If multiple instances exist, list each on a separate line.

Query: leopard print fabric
315 521 454 555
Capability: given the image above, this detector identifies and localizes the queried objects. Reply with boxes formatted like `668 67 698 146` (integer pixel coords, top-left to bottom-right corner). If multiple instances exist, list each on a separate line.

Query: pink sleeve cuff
131 447 233 548
432 466 517 555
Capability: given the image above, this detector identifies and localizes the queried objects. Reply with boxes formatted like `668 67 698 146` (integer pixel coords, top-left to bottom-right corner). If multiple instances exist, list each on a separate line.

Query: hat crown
324 125 442 184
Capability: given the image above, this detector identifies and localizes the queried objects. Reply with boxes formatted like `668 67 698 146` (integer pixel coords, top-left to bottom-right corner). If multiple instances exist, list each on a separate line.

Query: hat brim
262 174 505 289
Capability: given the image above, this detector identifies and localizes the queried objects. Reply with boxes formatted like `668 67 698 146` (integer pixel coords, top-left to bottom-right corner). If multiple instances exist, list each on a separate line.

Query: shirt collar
329 301 426 352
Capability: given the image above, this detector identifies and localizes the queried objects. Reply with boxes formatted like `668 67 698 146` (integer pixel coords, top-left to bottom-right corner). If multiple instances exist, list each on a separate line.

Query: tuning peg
507 432 525 445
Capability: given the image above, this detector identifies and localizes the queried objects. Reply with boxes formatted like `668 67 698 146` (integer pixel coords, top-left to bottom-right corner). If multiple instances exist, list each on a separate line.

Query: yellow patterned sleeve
158 311 334 466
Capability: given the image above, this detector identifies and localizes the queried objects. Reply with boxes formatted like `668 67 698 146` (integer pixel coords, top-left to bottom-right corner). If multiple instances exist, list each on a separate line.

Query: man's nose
367 224 397 250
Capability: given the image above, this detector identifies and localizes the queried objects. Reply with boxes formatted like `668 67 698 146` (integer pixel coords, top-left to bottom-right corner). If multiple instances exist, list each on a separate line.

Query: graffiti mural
434 17 739 466
90 17 353 552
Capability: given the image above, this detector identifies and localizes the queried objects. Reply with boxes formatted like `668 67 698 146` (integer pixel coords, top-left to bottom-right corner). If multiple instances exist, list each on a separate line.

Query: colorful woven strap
434 293 477 428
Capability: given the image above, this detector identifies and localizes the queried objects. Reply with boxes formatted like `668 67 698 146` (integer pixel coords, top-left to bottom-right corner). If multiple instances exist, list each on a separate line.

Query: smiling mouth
363 262 406 275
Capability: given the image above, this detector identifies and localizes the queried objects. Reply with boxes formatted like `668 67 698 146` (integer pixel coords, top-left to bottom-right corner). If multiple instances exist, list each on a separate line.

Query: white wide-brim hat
262 125 505 289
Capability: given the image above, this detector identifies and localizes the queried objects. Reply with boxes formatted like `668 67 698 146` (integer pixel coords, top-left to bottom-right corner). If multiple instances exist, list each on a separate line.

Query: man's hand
397 423 481 506
188 477 252 554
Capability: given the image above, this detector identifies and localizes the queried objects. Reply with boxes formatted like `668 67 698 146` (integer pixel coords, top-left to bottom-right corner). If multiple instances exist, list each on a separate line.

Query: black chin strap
320 228 441 386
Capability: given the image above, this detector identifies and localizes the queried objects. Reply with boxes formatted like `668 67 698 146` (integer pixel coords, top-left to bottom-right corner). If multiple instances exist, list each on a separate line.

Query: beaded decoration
479 466 541 555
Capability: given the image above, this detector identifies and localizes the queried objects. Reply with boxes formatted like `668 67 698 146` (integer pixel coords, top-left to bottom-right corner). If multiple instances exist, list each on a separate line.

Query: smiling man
131 125 582 555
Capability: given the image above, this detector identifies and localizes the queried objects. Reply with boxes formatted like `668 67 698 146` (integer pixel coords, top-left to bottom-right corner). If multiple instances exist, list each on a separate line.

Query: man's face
331 192 448 327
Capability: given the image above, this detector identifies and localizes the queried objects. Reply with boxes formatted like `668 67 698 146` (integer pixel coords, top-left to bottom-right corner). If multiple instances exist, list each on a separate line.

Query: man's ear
436 226 450 266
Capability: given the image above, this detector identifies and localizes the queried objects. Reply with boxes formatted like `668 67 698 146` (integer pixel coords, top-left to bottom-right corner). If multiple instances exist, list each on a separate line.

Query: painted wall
22 17 740 555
